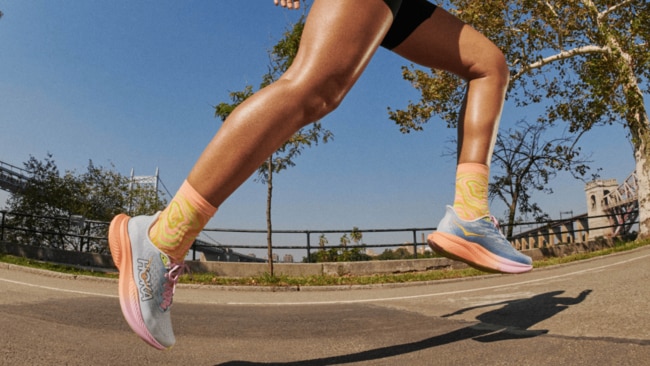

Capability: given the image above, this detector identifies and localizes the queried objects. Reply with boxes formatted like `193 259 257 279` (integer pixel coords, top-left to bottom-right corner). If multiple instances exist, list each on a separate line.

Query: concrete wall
0 239 620 278
0 241 115 269
185 257 469 277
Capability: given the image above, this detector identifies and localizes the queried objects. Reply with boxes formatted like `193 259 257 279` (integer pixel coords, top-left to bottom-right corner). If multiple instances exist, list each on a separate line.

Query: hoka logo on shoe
453 220 486 238
137 258 154 301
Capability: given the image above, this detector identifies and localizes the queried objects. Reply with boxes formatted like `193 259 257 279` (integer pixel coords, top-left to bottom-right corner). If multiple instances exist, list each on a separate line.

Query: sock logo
137 258 154 301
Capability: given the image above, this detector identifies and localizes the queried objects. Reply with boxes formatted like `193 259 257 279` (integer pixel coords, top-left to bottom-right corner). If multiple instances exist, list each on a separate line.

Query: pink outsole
427 232 532 274
108 214 166 350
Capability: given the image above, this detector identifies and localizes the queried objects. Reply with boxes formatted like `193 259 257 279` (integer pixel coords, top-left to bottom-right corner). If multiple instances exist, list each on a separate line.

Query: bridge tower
600 172 639 237
129 167 159 192
584 179 619 238
127 168 161 214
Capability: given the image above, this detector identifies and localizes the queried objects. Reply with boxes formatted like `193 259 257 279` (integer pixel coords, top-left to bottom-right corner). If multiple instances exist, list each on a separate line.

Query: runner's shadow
442 289 593 342
215 290 592 366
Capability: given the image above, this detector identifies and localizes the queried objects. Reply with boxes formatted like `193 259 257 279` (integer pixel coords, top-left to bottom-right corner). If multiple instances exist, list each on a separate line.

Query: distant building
510 174 638 250
283 254 294 263
585 179 619 238
399 243 432 256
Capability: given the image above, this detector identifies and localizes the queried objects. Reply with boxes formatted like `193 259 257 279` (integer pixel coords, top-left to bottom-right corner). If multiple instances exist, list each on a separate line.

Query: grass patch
179 267 487 287
0 253 114 278
532 239 649 268
2 239 648 287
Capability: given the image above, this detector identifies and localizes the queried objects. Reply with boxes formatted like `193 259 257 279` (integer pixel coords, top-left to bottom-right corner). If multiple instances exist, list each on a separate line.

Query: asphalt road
1 245 649 365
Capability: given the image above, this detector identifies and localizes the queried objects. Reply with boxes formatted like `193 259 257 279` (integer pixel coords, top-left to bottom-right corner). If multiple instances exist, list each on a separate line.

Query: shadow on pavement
217 290 593 366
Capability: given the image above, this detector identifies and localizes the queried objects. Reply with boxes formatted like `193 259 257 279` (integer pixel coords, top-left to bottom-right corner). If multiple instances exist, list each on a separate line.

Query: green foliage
350 226 362 245
390 0 650 236
309 246 371 263
5 154 166 251
374 247 438 260
214 13 333 273
339 233 350 248
488 119 594 235
392 0 648 135
318 233 328 249
4 240 648 287
214 17 333 185
376 247 414 260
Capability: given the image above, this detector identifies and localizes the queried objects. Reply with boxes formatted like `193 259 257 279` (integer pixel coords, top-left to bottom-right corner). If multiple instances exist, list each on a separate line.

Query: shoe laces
489 216 506 238
161 261 186 311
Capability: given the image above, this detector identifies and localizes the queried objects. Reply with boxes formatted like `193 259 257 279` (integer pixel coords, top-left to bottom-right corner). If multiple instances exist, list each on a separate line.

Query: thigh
281 0 394 92
391 5 505 81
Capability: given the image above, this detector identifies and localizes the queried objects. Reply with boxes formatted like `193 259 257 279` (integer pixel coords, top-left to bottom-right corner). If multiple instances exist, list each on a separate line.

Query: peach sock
149 180 217 262
453 163 490 220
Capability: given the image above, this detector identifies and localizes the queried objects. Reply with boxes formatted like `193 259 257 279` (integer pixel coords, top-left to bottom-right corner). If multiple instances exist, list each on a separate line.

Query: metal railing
0 210 640 263
0 211 109 254
0 161 30 193
194 226 437 262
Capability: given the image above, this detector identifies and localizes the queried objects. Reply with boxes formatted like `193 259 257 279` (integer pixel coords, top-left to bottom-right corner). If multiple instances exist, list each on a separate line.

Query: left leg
390 2 507 168
384 1 531 273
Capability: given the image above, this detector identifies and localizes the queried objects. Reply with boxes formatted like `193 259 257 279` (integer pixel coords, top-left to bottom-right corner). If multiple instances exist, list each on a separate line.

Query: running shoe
108 213 182 350
428 206 532 274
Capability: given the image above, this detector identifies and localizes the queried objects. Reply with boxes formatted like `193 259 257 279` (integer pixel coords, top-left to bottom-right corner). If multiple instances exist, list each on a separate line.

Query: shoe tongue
485 216 500 228
159 252 171 266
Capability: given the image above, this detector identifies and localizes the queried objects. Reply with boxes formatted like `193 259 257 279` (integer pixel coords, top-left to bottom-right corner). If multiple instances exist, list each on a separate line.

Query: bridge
0 158 264 262
192 238 265 263
0 161 29 193
511 171 639 250
0 158 641 257
600 171 638 236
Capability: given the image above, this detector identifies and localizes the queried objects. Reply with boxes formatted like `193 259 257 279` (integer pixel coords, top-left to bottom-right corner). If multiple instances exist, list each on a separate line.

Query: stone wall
0 239 620 278
0 241 115 270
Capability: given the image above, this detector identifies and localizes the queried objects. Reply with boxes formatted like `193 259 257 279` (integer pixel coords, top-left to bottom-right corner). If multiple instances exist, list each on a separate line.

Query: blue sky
0 1 639 257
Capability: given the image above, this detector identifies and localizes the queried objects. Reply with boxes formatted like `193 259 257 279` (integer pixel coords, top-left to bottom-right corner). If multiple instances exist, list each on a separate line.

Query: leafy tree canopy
5 154 166 252
8 154 165 221
389 0 650 236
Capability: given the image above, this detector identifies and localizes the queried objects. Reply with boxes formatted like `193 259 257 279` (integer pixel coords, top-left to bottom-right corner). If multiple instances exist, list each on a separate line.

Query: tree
389 0 649 237
318 233 328 249
350 226 363 246
214 14 333 275
489 119 594 237
6 154 166 252
339 233 350 249
376 247 413 260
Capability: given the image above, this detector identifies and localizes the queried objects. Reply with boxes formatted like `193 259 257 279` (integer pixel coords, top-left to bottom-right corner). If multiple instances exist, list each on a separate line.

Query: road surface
1 245 649 365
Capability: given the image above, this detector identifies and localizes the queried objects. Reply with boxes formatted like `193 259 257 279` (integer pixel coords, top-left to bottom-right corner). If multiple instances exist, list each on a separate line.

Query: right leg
109 0 395 350
187 0 394 207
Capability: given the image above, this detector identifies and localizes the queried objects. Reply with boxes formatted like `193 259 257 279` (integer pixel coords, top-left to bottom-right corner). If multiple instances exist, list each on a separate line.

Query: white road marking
0 277 117 298
1 253 647 305
226 253 650 305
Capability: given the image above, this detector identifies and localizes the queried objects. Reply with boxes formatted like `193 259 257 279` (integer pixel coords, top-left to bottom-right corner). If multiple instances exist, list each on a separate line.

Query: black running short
381 0 438 49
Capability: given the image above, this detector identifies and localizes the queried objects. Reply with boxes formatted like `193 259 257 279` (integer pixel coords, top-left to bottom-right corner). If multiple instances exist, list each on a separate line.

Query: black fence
0 211 109 254
193 226 437 263
0 210 639 263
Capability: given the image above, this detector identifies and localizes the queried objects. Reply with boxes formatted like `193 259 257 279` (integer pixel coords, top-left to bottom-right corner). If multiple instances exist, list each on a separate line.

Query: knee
473 48 510 88
491 50 510 87
280 70 351 125
300 78 348 122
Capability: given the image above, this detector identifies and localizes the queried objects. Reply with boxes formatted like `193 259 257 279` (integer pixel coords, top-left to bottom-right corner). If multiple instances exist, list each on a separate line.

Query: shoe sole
109 214 167 350
427 232 532 274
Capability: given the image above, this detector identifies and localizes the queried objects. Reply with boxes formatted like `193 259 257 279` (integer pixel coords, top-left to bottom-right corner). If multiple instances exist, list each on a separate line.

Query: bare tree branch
512 45 610 81
597 0 638 21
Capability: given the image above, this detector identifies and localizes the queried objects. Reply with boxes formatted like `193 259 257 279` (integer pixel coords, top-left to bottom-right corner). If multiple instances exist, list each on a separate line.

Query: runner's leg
187 0 394 207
